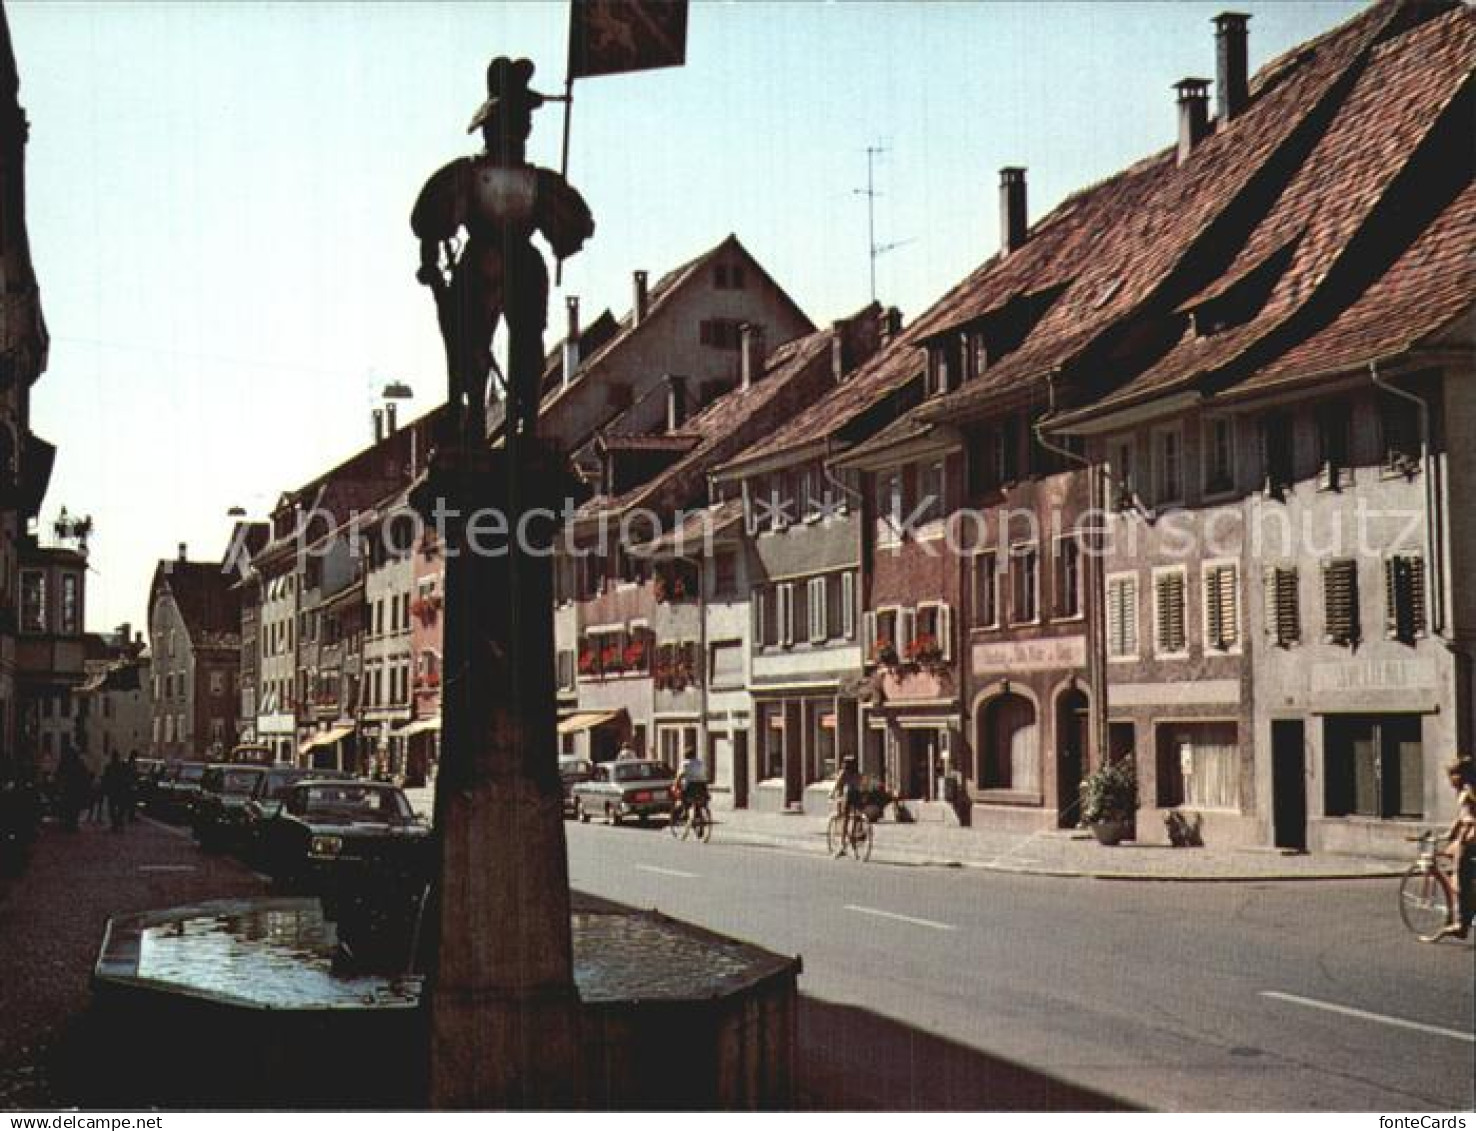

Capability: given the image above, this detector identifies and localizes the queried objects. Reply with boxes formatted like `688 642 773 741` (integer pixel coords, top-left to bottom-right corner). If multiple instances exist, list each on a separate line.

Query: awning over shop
556 709 624 735
300 724 353 753
395 716 441 739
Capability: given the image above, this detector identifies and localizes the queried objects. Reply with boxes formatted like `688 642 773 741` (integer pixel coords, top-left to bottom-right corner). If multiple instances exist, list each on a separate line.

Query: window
1109 437 1136 510
1322 559 1360 646
713 263 745 290
712 550 737 598
1264 566 1300 647
698 319 742 350
997 415 1021 486
1204 416 1235 495
60 574 80 635
871 608 899 661
972 552 999 628
918 460 945 527
1379 396 1421 475
778 583 795 647
913 603 951 662
967 331 989 381
840 573 856 639
20 570 44 633
1384 554 1426 644
1316 404 1350 491
709 640 743 686
754 587 778 649
1325 715 1422 819
876 470 903 543
1158 722 1240 810
926 340 959 397
1053 536 1081 619
1261 412 1293 497
209 671 226 697
1154 427 1183 505
1009 544 1038 624
1203 563 1239 651
807 577 827 643
1154 570 1187 655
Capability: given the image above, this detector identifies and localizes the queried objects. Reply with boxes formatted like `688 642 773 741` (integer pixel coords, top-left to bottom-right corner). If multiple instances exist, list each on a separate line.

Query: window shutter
862 610 877 658
899 608 916 652
841 572 856 639
938 604 952 662
1323 559 1360 646
778 584 793 647
809 577 826 643
1206 565 1238 650
1384 554 1426 643
1156 574 1185 653
1264 566 1301 646
1107 581 1124 656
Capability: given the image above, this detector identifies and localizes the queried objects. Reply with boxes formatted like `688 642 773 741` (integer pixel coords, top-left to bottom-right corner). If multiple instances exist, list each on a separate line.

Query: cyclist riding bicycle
830 754 863 858
1424 756 1476 942
673 748 709 821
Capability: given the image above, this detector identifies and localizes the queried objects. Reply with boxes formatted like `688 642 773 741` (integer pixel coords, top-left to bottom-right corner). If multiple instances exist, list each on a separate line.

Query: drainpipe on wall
1035 371 1109 774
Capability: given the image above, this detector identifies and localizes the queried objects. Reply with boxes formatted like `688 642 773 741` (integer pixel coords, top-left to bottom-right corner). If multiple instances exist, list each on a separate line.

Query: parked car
132 758 166 811
259 780 430 893
192 765 268 852
571 759 675 826
558 756 593 817
241 766 350 862
155 761 208 822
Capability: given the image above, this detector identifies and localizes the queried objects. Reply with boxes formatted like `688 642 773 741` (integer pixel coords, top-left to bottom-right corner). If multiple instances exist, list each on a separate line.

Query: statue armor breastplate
468 163 538 234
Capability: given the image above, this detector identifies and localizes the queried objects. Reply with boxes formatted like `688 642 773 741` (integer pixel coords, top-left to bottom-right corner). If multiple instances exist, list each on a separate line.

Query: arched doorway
1055 687 1089 826
978 693 1039 793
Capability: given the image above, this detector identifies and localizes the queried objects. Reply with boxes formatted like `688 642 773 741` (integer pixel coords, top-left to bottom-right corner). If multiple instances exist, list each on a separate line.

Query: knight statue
411 57 595 441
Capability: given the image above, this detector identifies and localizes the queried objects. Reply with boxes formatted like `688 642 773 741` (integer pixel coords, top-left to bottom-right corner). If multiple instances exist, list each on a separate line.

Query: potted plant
1079 756 1137 846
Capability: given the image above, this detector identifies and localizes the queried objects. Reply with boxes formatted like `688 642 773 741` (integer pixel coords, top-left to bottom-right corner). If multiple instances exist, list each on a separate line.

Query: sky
8 0 1364 634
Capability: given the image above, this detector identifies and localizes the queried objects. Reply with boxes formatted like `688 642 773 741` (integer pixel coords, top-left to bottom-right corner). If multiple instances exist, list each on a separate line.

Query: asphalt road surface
566 819 1475 1112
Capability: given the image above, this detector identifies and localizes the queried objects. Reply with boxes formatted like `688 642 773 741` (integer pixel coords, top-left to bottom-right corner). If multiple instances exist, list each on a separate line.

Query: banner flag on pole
567 0 688 81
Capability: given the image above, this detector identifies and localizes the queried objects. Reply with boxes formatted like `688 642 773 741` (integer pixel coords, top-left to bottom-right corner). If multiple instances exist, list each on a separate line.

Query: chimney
373 408 385 443
831 329 846 384
385 402 398 435
562 296 581 387
632 270 649 325
879 306 903 346
739 323 765 391
177 542 187 563
999 167 1028 255
1175 79 1212 164
666 375 689 430
1214 13 1250 123
116 622 131 648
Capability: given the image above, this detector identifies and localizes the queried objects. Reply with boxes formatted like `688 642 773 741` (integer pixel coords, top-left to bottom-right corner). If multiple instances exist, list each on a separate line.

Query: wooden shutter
899 608 916 653
808 577 827 643
938 604 952 662
1106 581 1124 656
862 610 877 658
841 572 856 639
1155 573 1186 653
1264 566 1300 646
1205 565 1238 650
1323 559 1359 645
1384 554 1426 643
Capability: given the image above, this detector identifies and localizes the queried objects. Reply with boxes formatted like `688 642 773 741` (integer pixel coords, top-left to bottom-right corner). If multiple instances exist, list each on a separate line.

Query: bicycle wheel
1398 864 1452 937
668 806 686 839
849 817 873 862
826 814 844 856
693 806 712 843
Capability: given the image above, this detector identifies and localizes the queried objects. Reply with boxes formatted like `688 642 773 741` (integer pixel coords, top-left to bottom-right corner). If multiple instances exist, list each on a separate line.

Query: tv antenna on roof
853 143 913 305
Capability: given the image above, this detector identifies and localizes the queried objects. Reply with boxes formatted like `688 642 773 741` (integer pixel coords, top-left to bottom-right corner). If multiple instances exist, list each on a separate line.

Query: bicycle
1398 831 1464 939
668 788 712 843
827 806 873 862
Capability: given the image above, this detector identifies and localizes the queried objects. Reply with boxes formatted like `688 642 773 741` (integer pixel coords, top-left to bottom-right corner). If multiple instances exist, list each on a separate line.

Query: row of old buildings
149 0 1472 858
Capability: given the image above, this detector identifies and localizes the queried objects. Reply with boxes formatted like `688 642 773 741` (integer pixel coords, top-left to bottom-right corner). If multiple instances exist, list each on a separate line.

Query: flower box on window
904 633 943 665
870 637 899 667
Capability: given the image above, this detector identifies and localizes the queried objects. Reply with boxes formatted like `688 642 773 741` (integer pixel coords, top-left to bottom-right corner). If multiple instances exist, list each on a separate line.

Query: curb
704 825 1406 883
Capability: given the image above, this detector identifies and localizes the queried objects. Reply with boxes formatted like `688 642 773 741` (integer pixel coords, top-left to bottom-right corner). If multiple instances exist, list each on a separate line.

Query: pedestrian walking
102 753 130 834
56 749 90 833
87 771 106 823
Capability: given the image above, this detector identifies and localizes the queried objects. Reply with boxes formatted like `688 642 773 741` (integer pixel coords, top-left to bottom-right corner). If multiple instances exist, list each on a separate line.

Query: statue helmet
467 56 547 134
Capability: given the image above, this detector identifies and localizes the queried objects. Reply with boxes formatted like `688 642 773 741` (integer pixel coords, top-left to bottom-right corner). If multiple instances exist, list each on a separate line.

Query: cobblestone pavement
403 786 1407 880
0 815 265 1109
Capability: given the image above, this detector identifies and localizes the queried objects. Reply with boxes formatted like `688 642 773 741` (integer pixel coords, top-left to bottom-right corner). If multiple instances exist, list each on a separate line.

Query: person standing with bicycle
830 755 863 859
1424 757 1476 942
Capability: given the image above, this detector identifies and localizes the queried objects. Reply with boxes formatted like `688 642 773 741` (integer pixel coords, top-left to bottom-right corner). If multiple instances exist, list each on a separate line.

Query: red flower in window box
871 637 899 666
623 640 647 669
577 649 597 675
600 644 624 673
904 633 943 664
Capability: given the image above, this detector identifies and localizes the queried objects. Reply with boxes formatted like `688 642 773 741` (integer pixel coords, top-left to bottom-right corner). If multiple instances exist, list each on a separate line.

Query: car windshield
296 784 412 821
262 770 313 799
218 770 261 794
612 762 668 783
178 764 206 783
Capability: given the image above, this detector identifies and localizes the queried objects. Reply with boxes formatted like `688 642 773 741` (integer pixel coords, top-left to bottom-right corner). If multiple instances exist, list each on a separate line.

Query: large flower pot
1090 819 1128 846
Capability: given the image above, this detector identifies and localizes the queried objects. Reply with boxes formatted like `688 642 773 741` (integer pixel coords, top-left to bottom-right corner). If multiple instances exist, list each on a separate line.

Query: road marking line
139 864 197 873
1260 991 1474 1044
636 865 698 879
844 905 956 931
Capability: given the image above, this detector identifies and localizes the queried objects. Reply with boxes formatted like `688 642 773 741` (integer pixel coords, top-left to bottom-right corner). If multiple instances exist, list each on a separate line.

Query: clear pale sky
8 0 1362 634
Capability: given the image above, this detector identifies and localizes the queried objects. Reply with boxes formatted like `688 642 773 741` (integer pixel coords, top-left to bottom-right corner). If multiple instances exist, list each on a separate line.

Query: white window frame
1051 534 1083 622
841 572 856 640
778 583 795 648
915 600 952 662
1108 434 1136 511
1105 572 1140 661
1202 415 1237 499
1152 424 1184 507
972 551 999 630
1008 542 1040 626
1201 557 1241 654
807 576 827 643
876 470 904 547
1152 565 1190 659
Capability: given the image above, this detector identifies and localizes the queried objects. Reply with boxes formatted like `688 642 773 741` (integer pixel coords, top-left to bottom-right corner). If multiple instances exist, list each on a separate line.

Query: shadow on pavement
797 997 1140 1111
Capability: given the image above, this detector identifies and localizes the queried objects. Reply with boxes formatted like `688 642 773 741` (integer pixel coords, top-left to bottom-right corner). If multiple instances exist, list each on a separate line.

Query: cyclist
673 748 709 824
1424 756 1476 942
830 754 863 858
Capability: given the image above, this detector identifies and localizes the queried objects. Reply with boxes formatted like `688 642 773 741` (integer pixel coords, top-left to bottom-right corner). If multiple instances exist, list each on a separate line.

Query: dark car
156 761 208 822
260 780 430 892
558 756 593 817
132 758 166 811
192 765 268 852
241 766 349 862
571 759 675 826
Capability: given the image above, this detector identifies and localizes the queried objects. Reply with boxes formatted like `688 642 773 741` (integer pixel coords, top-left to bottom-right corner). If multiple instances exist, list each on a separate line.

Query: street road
566 820 1475 1112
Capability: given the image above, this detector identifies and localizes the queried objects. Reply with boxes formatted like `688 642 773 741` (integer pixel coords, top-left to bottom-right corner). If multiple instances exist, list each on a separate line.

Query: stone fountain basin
92 893 799 1109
